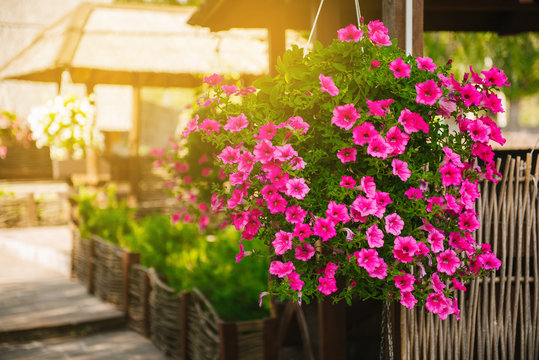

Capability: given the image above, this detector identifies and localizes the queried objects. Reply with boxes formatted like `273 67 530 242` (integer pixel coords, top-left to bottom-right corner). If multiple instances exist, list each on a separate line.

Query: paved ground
0 226 167 360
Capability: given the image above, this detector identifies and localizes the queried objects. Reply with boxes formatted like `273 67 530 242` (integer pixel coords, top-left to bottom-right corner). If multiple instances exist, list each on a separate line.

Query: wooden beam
128 84 140 206
383 0 424 56
318 299 347 360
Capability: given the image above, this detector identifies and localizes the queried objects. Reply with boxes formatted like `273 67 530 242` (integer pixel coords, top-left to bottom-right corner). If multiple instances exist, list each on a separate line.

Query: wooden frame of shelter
0 2 268 202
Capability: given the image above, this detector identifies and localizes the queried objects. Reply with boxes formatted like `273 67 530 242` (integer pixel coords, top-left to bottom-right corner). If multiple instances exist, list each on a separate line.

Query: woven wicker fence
401 154 539 360
70 229 278 360
93 236 125 309
0 192 68 228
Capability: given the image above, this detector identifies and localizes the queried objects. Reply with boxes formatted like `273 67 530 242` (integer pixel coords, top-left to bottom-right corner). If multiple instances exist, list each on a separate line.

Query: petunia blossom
272 230 293 255
313 217 337 241
224 113 248 132
285 177 310 200
436 249 461 275
269 260 295 278
366 224 384 248
332 104 360 130
319 74 339 96
416 56 437 72
340 176 356 189
392 159 412 182
389 57 411 78
337 24 363 42
393 236 419 263
295 243 316 261
336 147 357 163
415 79 443 106
353 122 379 146
385 212 404 236
398 108 429 134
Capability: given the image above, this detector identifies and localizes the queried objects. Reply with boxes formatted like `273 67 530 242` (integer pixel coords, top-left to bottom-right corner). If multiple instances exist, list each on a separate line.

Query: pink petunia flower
481 90 504 114
427 229 445 253
366 224 384 248
416 56 437 72
385 126 410 155
217 146 240 164
289 116 310 135
266 193 288 214
221 84 238 96
459 83 482 107
290 156 307 170
238 151 255 173
340 176 357 189
373 191 392 219
481 67 509 87
459 209 480 232
385 212 404 236
437 97 457 118
318 276 338 295
332 104 360 130
295 243 316 261
336 147 357 163
224 113 249 132
287 271 304 291
203 73 223 85
389 57 411 78
366 98 394 117
431 272 446 292
258 122 277 140
274 144 298 162
326 201 351 224
360 176 377 197
400 291 418 309
398 108 429 134
253 140 275 164
394 272 416 292
367 135 391 159
272 230 293 255
478 253 502 270
425 292 453 319
337 24 363 42
415 79 443 106
439 162 462 187
368 20 391 46
355 248 381 272
293 223 313 241
268 168 290 190
353 122 379 146
235 244 245 262
467 119 491 143
393 236 419 263
404 187 424 200
391 159 412 182
436 249 461 275
227 188 244 209
269 260 295 278
451 278 467 291
285 177 310 200
182 115 199 137
351 195 378 217
198 118 221 134
285 205 307 225
319 74 339 96
313 217 337 241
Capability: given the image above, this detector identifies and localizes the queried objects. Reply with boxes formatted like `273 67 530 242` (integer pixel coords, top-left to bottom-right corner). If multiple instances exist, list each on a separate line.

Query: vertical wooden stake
142 270 151 338
122 251 140 315
263 317 278 360
180 292 192 360
219 322 238 360
25 193 38 226
88 237 95 294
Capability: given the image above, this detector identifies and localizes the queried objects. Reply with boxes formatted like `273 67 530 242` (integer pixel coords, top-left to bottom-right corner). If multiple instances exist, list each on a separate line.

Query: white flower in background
27 94 103 160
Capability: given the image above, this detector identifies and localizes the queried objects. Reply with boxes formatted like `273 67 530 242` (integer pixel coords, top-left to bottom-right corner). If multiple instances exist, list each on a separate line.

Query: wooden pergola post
128 82 141 206
383 0 424 56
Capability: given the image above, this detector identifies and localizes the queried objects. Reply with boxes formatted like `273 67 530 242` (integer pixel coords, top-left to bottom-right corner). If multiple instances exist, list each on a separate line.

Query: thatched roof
0 2 269 87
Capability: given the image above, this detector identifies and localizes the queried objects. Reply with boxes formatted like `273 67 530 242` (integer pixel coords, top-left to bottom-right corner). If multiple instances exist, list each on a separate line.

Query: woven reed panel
235 320 266 360
149 269 182 359
401 154 539 360
93 236 124 308
73 234 91 286
128 264 149 335
0 196 26 227
186 289 221 360
36 194 69 226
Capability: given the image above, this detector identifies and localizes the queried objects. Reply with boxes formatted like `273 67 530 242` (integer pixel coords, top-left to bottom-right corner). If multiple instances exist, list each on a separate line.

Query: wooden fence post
263 317 278 360
180 292 192 360
88 237 95 294
122 250 140 315
142 270 151 338
219 322 238 360
25 193 38 226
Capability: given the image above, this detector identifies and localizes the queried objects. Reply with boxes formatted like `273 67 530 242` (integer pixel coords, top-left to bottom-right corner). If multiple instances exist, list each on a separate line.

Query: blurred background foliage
76 187 271 321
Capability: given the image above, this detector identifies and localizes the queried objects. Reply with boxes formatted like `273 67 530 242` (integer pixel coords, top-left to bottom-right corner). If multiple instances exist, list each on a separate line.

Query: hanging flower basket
168 20 507 320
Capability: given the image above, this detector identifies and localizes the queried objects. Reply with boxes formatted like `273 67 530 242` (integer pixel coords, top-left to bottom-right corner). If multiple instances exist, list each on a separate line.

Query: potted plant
27 94 104 180
167 20 506 323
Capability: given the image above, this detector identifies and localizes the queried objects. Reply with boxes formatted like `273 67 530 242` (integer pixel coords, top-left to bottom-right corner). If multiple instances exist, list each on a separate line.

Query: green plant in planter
179 21 506 320
27 94 103 160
